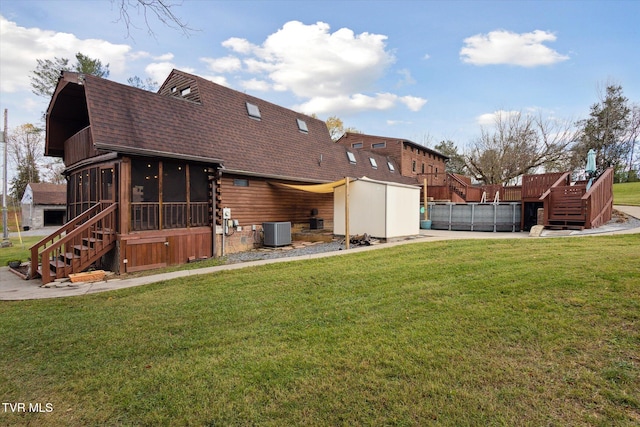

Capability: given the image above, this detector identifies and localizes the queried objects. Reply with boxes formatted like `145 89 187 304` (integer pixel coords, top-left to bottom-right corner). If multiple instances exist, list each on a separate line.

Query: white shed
334 177 420 239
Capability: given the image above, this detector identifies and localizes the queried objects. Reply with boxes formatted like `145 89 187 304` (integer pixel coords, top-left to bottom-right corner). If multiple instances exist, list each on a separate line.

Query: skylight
296 118 308 133
369 158 378 169
387 161 395 171
347 151 356 164
246 102 261 119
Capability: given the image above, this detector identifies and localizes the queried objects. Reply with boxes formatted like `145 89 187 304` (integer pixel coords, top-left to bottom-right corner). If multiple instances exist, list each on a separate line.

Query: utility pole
2 108 11 247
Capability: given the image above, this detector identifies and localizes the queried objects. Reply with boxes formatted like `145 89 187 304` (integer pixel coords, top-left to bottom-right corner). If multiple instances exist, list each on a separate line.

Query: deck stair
539 168 614 230
30 203 118 285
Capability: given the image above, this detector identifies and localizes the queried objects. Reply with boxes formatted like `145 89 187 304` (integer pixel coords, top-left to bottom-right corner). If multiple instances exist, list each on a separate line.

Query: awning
271 178 349 194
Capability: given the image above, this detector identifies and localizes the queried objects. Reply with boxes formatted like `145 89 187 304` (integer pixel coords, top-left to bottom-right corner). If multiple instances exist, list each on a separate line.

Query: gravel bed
224 241 347 264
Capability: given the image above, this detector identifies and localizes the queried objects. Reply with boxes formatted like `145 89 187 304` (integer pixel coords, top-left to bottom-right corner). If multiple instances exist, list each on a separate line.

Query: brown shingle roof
29 183 66 205
70 70 418 186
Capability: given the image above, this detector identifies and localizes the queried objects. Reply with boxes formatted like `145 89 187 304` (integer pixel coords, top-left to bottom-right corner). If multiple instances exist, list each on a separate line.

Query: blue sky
1 0 639 149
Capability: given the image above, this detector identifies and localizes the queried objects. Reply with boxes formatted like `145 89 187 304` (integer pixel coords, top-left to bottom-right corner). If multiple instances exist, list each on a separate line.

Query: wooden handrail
581 167 614 229
539 172 571 201
30 203 102 279
32 203 118 284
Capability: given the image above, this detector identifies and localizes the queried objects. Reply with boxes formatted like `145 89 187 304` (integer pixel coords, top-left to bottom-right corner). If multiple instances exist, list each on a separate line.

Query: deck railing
583 167 614 228
132 201 209 231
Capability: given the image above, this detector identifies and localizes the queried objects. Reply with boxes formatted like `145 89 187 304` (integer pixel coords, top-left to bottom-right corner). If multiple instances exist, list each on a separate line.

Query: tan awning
271 178 349 194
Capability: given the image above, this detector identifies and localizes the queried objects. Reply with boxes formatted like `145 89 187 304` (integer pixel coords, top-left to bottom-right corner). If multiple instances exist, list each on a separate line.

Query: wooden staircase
540 168 614 230
30 203 118 285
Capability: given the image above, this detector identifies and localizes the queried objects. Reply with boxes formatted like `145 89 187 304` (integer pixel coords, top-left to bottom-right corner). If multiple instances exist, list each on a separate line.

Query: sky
1 0 639 152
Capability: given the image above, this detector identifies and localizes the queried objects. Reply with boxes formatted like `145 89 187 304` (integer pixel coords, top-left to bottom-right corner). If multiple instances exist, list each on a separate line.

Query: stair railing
582 167 614 229
31 203 118 284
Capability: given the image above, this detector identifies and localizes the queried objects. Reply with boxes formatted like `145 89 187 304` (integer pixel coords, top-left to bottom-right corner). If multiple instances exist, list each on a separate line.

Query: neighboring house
35 69 419 281
335 132 449 186
21 183 66 230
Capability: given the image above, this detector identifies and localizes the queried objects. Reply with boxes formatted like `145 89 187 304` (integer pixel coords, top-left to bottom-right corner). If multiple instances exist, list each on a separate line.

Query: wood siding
64 126 100 166
120 227 212 272
220 175 334 227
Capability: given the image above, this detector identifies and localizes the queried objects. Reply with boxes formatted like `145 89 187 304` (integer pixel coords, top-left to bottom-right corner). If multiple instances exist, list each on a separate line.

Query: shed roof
28 183 66 205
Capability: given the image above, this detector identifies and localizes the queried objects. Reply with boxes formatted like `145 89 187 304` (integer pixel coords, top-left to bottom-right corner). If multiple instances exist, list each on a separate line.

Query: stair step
73 244 90 252
37 266 56 279
63 252 81 261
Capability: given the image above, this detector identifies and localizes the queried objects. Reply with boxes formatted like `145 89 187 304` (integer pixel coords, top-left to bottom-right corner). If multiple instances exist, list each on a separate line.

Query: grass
0 236 41 266
614 182 640 206
1 235 639 426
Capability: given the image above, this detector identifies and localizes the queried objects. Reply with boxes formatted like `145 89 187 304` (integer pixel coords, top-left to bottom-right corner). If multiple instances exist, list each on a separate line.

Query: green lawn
1 235 639 426
0 236 41 266
614 182 640 206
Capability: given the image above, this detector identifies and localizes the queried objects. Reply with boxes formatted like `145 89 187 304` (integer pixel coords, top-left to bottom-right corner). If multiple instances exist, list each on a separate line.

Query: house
335 132 449 186
33 69 419 283
21 183 67 230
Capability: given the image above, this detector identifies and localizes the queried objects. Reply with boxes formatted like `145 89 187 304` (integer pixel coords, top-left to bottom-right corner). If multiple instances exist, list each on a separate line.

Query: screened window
190 167 208 202
163 161 187 228
163 161 186 202
131 160 210 231
131 160 159 230
246 102 261 119
131 161 159 202
234 179 249 187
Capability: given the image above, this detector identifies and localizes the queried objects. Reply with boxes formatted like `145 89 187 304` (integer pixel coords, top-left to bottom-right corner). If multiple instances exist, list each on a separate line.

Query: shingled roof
47 70 418 186
26 183 66 205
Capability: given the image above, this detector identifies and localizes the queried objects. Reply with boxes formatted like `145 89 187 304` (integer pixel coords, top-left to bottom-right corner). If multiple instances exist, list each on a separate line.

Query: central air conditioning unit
263 221 292 247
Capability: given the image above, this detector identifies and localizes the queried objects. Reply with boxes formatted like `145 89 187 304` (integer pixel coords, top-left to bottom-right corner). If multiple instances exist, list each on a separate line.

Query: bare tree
111 0 196 38
7 124 44 199
465 111 576 185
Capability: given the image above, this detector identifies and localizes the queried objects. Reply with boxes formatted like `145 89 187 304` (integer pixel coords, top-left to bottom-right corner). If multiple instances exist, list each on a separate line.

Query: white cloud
222 37 254 54
0 15 132 92
476 110 521 126
145 62 195 84
460 30 569 67
201 55 242 73
218 20 426 115
400 95 427 111
294 92 425 116
202 75 230 87
240 78 270 92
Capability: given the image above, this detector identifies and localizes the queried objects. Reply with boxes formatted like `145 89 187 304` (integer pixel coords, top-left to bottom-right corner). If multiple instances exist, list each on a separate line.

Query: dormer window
180 87 191 96
171 86 177 93
246 102 261 119
387 161 395 172
347 151 356 164
297 118 308 133
369 158 378 169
